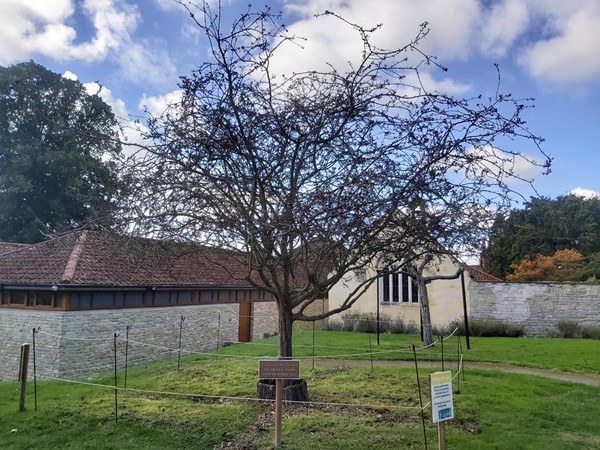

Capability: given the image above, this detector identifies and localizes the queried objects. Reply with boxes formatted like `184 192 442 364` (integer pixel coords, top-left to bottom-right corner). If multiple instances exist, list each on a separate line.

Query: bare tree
119 2 549 361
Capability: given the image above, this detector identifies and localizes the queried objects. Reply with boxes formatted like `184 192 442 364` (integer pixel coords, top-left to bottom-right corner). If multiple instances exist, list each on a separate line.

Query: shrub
353 313 378 333
552 319 583 338
324 311 418 335
341 311 361 332
581 325 600 340
446 317 525 338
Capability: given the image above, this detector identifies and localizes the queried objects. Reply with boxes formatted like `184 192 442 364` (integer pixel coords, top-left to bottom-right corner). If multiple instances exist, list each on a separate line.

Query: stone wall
0 302 278 381
469 281 600 335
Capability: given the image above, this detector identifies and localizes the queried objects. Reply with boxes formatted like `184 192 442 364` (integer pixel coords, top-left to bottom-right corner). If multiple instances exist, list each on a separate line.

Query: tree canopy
507 249 584 282
484 195 600 278
120 3 548 357
0 61 122 243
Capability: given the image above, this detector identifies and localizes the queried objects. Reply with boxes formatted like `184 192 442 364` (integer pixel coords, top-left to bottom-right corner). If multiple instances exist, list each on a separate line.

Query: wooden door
238 302 252 342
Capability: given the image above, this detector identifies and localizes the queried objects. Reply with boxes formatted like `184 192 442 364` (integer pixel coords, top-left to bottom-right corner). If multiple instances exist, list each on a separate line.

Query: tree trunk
256 296 310 401
418 279 434 346
278 302 294 358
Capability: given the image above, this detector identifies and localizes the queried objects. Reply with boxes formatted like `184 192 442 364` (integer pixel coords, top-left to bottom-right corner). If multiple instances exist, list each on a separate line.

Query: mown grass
217 330 600 374
1 332 599 449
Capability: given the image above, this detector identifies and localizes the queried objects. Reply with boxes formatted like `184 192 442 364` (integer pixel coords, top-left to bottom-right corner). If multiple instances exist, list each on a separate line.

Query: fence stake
368 322 374 373
216 312 221 361
312 321 315 371
460 271 471 350
113 333 119 423
177 316 185 371
19 343 31 411
32 328 38 412
440 335 444 371
412 345 428 450
456 335 460 394
124 325 131 389
459 336 465 381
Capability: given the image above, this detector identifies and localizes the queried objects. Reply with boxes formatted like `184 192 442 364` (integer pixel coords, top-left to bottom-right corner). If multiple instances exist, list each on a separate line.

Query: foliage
548 320 600 339
325 311 419 334
574 252 600 281
506 248 584 281
120 3 547 358
484 195 600 278
443 317 525 337
0 61 122 243
581 325 600 340
549 319 583 338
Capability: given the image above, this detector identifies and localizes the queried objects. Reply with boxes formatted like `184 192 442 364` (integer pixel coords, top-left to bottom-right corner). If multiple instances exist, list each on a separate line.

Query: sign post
430 371 454 450
259 359 300 449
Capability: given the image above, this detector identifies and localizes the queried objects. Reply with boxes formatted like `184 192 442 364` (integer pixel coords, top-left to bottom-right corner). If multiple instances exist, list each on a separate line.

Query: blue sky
1 0 599 203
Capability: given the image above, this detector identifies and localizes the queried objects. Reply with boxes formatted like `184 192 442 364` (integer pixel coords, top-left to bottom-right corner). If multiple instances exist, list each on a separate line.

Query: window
34 292 53 306
178 291 193 304
1 289 60 308
200 290 214 302
380 270 418 303
125 292 144 306
93 292 114 307
154 291 170 305
10 291 27 305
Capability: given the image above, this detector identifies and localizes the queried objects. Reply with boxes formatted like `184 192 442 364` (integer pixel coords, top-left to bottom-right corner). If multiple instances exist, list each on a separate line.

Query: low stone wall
469 281 600 335
0 302 278 380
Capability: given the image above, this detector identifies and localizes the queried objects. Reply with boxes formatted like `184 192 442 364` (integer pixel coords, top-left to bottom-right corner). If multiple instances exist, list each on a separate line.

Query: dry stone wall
469 281 600 335
0 302 278 380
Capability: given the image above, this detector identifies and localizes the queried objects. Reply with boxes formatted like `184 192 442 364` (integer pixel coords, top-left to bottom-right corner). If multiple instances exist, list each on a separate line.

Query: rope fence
23 323 466 450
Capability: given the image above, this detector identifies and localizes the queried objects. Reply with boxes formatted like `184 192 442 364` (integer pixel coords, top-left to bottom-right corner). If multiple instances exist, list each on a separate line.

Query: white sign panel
430 371 454 423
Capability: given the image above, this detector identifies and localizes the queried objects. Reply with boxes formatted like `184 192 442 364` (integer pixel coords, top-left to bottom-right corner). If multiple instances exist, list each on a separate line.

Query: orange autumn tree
507 249 584 281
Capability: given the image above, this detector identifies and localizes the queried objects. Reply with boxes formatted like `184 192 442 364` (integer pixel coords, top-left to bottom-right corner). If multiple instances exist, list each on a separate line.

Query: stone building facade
0 303 278 380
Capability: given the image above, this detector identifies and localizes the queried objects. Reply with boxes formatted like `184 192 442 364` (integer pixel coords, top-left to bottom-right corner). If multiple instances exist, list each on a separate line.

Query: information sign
430 371 454 423
258 359 300 380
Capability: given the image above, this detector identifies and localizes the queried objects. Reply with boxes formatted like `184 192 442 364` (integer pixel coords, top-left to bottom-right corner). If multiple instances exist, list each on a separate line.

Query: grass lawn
1 332 599 449
219 330 600 374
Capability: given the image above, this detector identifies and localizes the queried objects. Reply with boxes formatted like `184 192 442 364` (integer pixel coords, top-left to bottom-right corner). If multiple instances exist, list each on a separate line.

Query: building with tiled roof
0 231 279 380
0 230 272 309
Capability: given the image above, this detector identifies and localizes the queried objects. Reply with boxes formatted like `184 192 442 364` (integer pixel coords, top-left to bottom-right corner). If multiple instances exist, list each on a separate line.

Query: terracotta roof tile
466 265 502 282
0 242 29 256
0 231 254 288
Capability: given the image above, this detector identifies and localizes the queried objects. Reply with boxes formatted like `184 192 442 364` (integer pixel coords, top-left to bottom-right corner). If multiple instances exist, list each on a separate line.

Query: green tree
484 195 600 278
0 61 121 243
506 249 584 281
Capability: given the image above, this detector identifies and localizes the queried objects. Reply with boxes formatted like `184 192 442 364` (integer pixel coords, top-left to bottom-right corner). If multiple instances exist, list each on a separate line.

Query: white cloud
284 0 481 60
83 81 148 151
0 0 138 64
467 145 544 182
117 42 178 87
62 70 78 81
279 0 600 88
0 0 175 88
570 187 600 199
139 90 183 117
518 2 600 85
479 0 530 57
264 1 482 96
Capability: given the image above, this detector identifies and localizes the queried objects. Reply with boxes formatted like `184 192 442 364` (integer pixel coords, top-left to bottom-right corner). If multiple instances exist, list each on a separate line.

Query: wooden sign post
430 371 454 450
19 343 31 411
259 359 300 448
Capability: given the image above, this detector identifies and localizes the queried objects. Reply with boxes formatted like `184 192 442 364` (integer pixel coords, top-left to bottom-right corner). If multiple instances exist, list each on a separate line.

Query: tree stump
256 379 309 402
